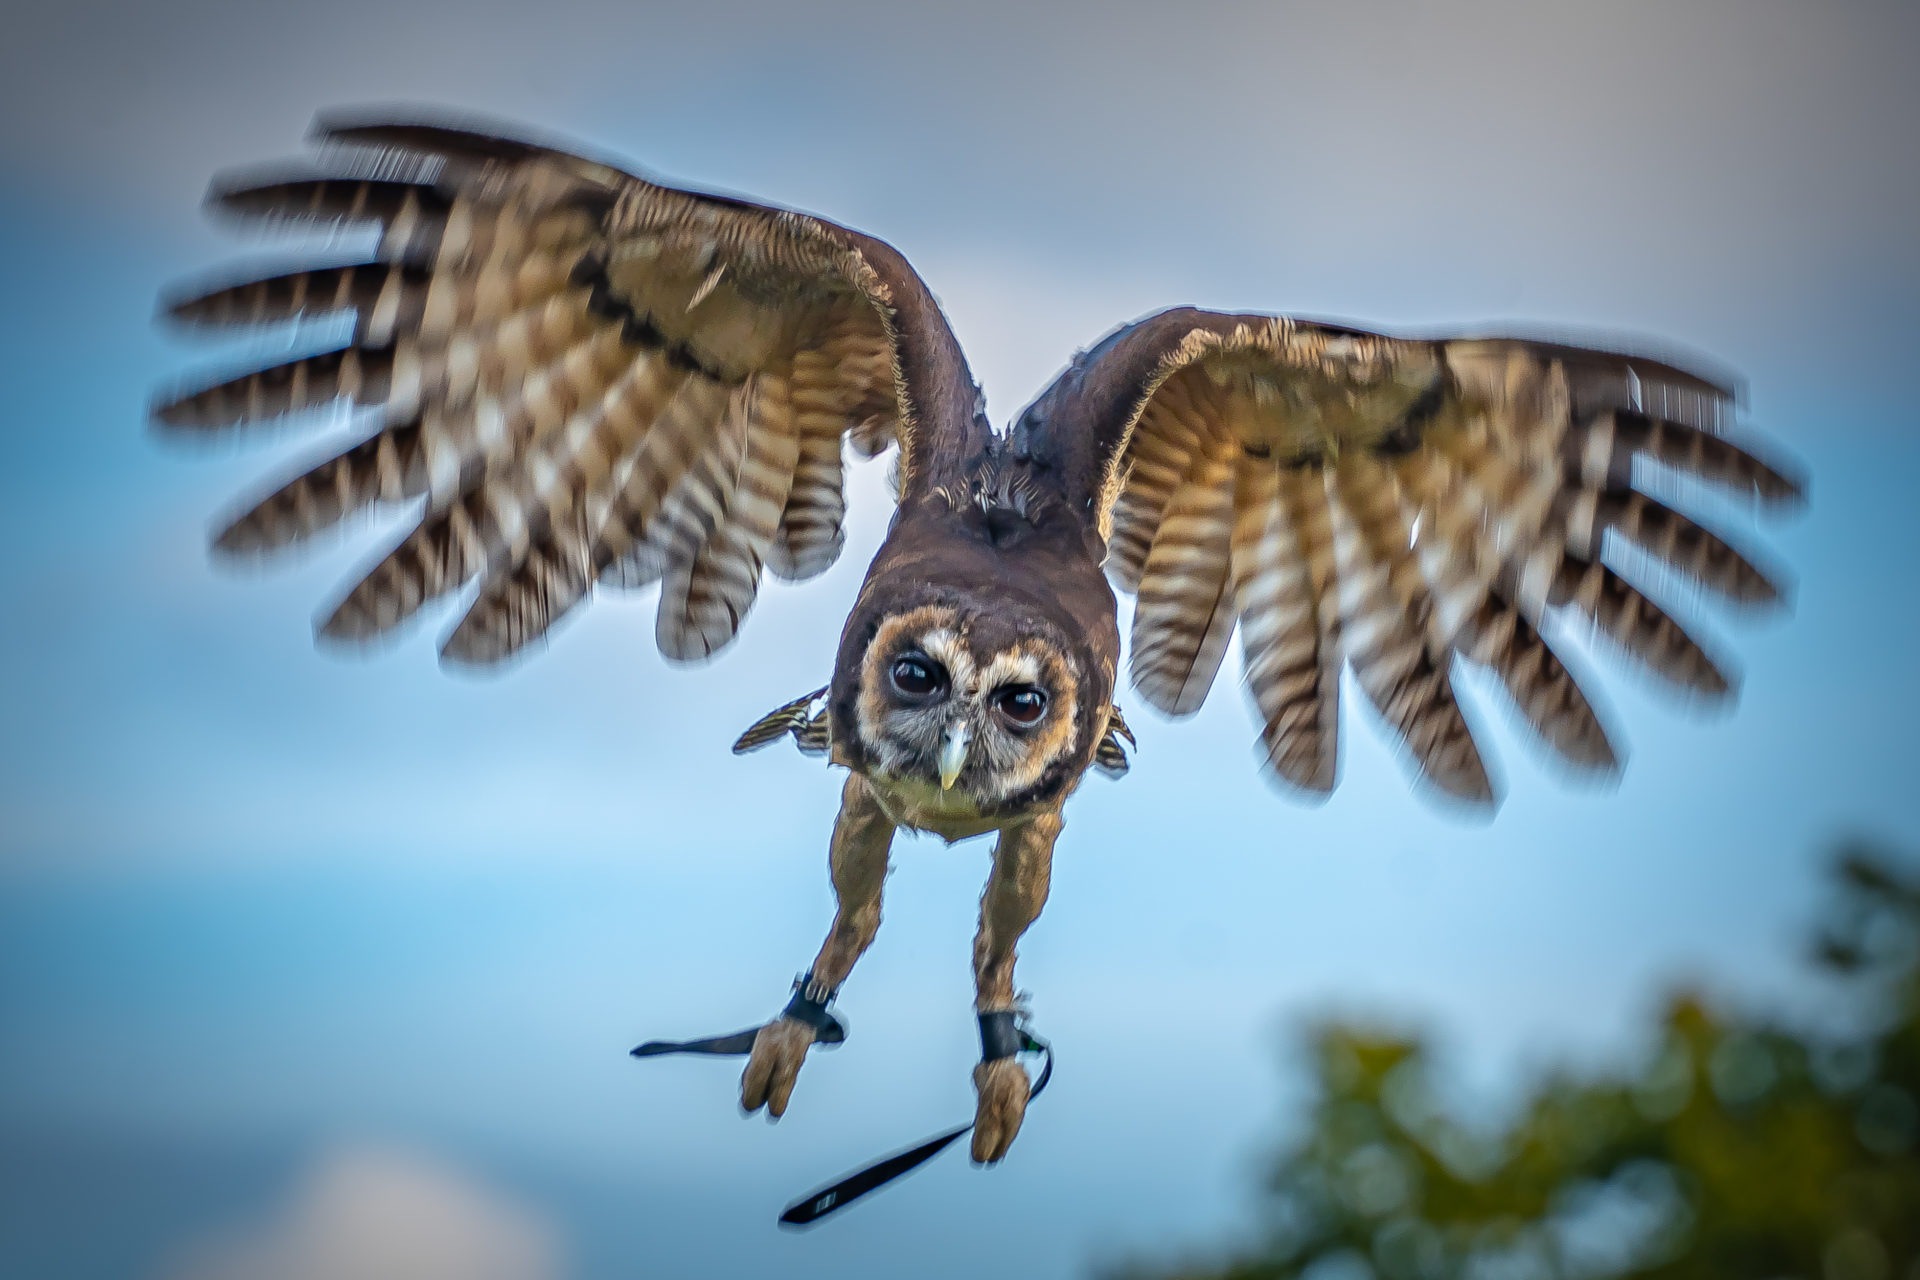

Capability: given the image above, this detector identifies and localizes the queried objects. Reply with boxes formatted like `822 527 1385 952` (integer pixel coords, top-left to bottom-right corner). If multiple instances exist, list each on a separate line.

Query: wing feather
212 414 430 554
163 260 435 337
1017 308 1801 808
1325 457 1493 803
1559 487 1781 606
1564 409 1802 506
156 343 398 430
200 277 617 556
767 335 856 580
1129 401 1238 717
435 353 698 663
207 173 453 259
1106 384 1210 592
1552 559 1733 698
1092 703 1137 778
733 686 830 754
653 382 755 662
664 368 802 659
1393 449 1618 771
158 113 968 668
1230 454 1339 793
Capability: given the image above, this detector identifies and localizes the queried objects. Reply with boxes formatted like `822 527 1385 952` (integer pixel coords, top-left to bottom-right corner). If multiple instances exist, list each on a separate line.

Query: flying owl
154 112 1802 1172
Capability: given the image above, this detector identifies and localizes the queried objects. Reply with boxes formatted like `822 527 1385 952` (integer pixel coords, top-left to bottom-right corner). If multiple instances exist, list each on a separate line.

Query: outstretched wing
156 111 983 666
1012 309 1803 805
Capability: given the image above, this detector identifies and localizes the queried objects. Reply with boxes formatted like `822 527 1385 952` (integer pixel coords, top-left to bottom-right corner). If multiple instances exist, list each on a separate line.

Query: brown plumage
155 112 1805 1169
1014 311 1801 804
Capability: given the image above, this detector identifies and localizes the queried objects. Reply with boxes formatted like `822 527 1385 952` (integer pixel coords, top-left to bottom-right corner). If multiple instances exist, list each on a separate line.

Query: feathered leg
741 773 894 1118
969 809 1060 1163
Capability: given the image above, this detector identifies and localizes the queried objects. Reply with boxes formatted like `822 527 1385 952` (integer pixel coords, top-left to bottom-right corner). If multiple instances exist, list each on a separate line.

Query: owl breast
863 770 1004 843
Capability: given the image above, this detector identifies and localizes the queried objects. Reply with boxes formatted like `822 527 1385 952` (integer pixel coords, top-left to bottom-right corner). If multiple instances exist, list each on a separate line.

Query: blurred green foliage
1111 844 1920 1280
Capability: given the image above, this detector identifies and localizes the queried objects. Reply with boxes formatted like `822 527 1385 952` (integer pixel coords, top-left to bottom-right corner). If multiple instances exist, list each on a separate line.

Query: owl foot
969 1056 1030 1163
740 971 844 1119
741 1016 819 1119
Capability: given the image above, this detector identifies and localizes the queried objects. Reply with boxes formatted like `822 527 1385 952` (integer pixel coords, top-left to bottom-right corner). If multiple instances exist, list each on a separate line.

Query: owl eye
890 655 945 698
995 686 1048 726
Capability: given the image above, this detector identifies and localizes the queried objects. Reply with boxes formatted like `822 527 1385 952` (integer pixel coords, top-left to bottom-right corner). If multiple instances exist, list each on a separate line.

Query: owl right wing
155 111 985 667
1012 309 1804 807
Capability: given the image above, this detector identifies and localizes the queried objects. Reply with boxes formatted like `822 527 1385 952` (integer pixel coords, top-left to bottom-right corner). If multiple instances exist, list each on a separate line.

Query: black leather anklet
634 986 1052 1227
782 973 846 1043
629 972 845 1061
978 1009 1023 1061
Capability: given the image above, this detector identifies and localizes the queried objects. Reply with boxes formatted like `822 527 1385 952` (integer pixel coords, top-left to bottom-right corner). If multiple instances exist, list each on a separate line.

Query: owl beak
938 722 971 791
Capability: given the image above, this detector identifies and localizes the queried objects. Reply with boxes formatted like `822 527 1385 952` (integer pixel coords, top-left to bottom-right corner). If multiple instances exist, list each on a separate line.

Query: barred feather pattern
1229 457 1339 793
658 370 803 659
435 353 702 663
653 383 755 662
156 118 917 666
1450 410 1737 698
733 685 830 754
165 260 435 341
769 344 852 581
1093 703 1136 778
1129 397 1239 717
767 306 899 581
1106 380 1212 593
794 711 832 756
1394 450 1617 770
213 416 431 553
200 262 636 556
1101 319 1801 803
1324 458 1491 802
1558 487 1778 605
322 329 688 645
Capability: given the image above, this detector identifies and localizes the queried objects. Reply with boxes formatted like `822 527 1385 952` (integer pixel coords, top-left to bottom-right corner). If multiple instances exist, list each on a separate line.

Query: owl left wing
155 112 984 667
1010 308 1804 805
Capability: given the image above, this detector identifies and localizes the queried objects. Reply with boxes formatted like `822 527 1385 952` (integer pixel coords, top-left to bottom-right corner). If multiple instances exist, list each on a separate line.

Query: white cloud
160 1143 561 1280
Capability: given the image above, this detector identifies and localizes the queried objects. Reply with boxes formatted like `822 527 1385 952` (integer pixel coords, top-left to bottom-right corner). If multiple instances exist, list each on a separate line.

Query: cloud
159 1143 561 1280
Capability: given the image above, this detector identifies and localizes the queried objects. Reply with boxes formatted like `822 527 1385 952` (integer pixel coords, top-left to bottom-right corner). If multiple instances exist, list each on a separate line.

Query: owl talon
969 1056 1030 1164
741 1016 818 1119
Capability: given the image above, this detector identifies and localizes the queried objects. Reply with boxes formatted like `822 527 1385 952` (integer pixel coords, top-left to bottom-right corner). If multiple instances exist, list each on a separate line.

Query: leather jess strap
630 986 1050 1227
629 980 847 1059
777 1013 1051 1227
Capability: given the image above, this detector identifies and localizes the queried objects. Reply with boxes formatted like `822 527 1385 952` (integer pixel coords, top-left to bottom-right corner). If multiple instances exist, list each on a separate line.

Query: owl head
839 602 1094 816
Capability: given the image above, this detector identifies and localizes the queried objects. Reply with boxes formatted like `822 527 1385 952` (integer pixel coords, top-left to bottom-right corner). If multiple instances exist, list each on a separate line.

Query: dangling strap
629 975 846 1060
627 1025 766 1057
777 1012 1052 1228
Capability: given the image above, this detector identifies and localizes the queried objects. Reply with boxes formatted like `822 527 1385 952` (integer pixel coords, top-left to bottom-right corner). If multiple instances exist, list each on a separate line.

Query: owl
154 112 1802 1176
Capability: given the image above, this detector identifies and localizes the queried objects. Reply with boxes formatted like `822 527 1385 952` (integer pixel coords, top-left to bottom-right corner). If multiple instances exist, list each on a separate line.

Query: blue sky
3 2 1918 1276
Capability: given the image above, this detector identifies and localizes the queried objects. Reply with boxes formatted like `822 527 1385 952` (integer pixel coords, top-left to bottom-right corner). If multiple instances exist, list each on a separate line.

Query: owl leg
741 772 894 1119
969 809 1060 1164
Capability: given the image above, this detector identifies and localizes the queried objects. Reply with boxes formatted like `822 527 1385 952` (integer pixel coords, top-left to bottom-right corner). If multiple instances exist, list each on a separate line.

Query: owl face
853 604 1083 814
